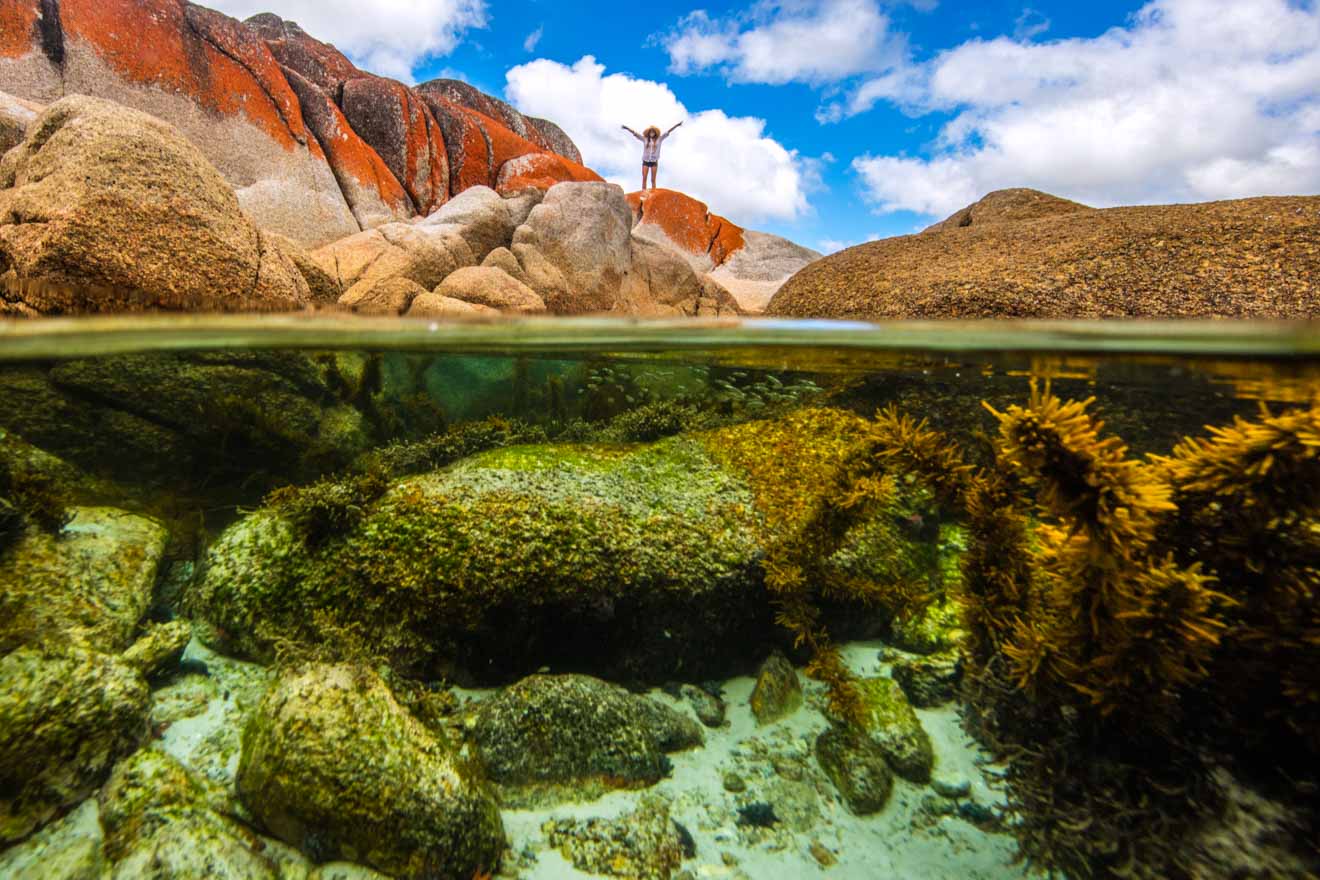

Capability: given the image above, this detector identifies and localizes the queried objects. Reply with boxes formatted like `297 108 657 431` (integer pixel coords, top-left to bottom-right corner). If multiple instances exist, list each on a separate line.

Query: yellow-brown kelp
1152 404 1320 756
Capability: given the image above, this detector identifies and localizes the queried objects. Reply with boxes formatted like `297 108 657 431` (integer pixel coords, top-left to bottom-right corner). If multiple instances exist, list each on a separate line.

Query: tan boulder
318 222 474 306
511 182 633 313
0 90 41 155
480 246 533 288
0 96 313 313
406 293 498 318
340 276 427 315
434 266 546 314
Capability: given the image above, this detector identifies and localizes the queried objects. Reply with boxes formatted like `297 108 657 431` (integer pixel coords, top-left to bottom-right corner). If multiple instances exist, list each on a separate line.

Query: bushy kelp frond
265 468 392 547
872 404 981 511
986 383 1174 562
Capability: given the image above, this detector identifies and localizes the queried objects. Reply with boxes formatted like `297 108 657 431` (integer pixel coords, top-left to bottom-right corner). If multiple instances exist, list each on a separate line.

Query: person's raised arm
622 125 643 141
664 121 683 138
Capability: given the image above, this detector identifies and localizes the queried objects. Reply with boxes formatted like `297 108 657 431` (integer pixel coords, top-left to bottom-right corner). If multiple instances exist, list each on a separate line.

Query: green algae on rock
0 507 167 655
749 653 803 726
100 747 306 880
851 678 935 784
191 408 950 682
814 724 895 815
237 664 505 880
543 795 691 879
0 646 149 844
470 673 703 807
120 620 192 680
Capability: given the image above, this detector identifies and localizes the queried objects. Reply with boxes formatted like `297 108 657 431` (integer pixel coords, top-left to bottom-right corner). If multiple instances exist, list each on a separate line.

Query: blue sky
212 0 1319 252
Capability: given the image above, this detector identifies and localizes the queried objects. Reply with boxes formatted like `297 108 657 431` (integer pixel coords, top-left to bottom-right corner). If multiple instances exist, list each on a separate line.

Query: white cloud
818 232 880 253
850 0 1320 218
207 0 486 81
504 56 812 223
662 0 908 85
523 26 544 53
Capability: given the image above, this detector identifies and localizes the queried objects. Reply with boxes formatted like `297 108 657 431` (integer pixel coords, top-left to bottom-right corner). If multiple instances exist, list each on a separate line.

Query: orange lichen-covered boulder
496 152 602 195
340 76 449 216
244 13 360 98
0 0 359 247
415 91 494 197
280 66 413 230
627 189 746 271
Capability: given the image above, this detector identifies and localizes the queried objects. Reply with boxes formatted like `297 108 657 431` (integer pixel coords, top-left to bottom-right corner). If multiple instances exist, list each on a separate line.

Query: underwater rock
237 664 504 880
120 621 192 680
0 646 149 844
0 507 166 655
193 408 947 682
750 653 803 726
309 864 393 880
470 673 703 806
543 795 690 880
681 683 726 727
0 353 380 490
891 650 963 708
814 724 895 815
851 678 935 784
0 96 314 314
100 747 304 880
887 599 964 655
0 798 105 880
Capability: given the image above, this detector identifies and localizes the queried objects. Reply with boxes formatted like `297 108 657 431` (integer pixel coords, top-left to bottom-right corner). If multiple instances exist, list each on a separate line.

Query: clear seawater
2 315 1319 880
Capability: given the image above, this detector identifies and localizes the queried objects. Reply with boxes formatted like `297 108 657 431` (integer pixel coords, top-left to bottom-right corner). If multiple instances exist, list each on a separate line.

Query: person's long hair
643 125 661 140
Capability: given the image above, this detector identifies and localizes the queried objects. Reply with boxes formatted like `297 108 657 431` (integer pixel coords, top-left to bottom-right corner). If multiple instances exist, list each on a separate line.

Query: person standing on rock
622 122 682 191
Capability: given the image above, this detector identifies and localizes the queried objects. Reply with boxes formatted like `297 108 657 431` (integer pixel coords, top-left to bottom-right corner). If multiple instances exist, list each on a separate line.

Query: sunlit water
2 315 1318 880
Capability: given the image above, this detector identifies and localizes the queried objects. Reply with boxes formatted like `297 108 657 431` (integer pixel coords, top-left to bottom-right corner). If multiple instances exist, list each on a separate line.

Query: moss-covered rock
0 799 106 880
99 747 303 880
888 598 964 656
543 795 691 879
749 653 802 726
851 678 935 784
236 664 504 880
192 408 953 683
815 724 895 815
470 673 703 806
892 649 962 708
0 646 149 843
120 621 192 679
0 506 167 655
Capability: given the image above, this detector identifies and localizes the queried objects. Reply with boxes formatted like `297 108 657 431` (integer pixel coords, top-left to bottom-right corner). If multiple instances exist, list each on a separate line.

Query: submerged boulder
0 507 167 655
0 96 315 314
470 674 703 806
237 664 504 879
852 678 935 783
191 408 955 682
815 724 895 815
0 646 149 844
100 747 303 879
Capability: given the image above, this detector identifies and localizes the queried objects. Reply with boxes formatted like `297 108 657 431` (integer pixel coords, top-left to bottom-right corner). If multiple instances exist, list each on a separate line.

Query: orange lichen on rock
340 76 448 214
465 107 541 188
0 0 40 59
416 93 492 196
280 66 412 222
627 189 746 266
496 152 602 195
59 0 310 153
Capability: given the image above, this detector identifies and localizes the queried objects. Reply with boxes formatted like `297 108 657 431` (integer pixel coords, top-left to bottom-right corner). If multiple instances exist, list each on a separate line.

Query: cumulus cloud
849 0 1320 218
662 0 909 85
206 0 486 81
505 56 812 223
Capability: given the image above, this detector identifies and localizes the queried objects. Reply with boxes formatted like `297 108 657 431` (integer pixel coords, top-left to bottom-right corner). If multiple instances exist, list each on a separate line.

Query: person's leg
652 164 659 190
641 164 647 191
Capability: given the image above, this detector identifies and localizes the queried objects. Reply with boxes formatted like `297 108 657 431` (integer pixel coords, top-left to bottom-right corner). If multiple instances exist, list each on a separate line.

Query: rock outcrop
627 188 819 313
0 96 318 314
0 0 588 248
768 190 1320 320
